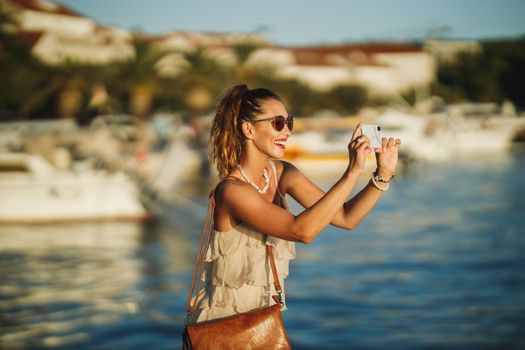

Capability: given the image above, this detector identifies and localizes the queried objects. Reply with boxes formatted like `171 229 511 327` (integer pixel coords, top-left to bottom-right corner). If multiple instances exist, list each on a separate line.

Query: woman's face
250 99 292 159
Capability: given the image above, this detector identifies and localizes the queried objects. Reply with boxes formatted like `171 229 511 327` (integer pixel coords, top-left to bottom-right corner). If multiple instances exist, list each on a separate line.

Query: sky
54 0 525 45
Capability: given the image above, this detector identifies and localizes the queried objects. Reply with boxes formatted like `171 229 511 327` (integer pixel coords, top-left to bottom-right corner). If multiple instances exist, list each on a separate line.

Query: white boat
0 153 148 223
284 127 379 178
281 110 525 179
373 110 450 161
375 110 525 161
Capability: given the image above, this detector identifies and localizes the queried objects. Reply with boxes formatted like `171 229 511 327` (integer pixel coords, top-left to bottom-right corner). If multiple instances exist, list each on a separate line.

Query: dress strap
269 160 285 200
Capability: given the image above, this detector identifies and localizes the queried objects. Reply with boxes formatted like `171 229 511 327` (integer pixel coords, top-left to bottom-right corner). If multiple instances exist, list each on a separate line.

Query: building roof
6 0 84 18
19 30 44 47
277 43 423 66
282 42 422 53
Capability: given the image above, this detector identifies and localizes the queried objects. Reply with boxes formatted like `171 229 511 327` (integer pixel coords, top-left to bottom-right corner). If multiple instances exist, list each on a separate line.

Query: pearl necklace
237 164 270 194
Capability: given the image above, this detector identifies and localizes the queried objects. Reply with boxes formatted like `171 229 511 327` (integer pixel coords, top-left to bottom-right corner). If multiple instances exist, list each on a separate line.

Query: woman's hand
374 136 401 179
347 122 373 176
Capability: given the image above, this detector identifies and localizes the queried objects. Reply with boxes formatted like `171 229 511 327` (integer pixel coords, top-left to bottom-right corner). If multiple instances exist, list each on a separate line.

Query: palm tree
0 3 109 119
112 39 167 119
0 2 47 119
177 48 232 114
231 42 263 83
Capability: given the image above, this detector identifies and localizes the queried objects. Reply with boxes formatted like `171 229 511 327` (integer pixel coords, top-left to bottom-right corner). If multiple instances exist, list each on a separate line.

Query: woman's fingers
352 134 370 147
357 138 373 158
381 137 402 151
351 122 363 141
349 135 370 154
347 130 375 173
356 138 368 149
362 143 373 155
381 137 388 150
395 139 401 149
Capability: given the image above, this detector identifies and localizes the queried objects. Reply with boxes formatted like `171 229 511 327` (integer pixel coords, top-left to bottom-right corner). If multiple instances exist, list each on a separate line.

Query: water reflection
284 153 525 350
0 221 197 349
0 223 139 348
1 152 525 349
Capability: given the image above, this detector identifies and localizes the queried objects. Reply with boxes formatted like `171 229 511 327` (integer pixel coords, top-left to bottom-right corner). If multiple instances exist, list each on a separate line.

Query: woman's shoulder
271 159 301 181
271 159 297 174
214 176 252 203
216 175 244 191
271 159 304 195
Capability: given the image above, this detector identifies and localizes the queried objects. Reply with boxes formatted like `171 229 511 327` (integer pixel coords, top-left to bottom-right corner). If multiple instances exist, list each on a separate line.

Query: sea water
1 150 524 349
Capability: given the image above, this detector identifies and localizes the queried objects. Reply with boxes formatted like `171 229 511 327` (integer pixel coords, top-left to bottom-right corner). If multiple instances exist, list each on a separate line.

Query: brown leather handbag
182 186 292 350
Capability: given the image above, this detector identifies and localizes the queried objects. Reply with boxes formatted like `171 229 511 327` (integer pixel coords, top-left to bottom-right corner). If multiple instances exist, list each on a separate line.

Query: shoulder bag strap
185 186 217 318
267 244 284 305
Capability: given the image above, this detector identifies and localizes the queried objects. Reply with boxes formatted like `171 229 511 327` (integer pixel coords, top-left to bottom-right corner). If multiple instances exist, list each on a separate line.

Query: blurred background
1 0 524 349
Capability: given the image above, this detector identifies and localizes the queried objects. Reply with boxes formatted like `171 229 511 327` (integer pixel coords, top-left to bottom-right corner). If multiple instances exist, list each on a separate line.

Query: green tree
0 2 120 119
432 37 525 110
177 48 233 114
0 3 48 119
485 37 525 110
231 42 263 82
326 84 368 115
111 39 168 118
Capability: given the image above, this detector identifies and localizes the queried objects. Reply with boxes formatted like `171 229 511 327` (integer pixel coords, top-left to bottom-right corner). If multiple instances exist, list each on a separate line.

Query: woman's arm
218 167 361 244
282 161 383 230
284 135 400 230
218 123 372 244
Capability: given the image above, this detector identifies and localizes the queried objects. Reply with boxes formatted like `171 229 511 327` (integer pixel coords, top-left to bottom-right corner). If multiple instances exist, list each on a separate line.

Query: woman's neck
238 150 270 188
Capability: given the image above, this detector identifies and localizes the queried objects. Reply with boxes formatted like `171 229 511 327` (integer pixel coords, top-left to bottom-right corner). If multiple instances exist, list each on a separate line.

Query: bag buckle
273 290 284 306
184 313 191 326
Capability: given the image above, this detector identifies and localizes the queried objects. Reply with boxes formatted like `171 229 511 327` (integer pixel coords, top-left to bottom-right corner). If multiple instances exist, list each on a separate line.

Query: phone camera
377 126 381 131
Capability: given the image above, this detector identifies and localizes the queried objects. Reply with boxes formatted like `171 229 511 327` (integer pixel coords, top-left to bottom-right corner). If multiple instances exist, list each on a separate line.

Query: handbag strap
185 182 284 319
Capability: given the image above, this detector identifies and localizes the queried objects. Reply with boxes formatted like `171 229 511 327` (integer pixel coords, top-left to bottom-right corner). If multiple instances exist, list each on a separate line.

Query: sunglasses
252 115 294 132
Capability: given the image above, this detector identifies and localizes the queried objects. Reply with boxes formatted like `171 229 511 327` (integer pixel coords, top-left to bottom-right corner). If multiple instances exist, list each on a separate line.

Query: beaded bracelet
373 171 395 183
371 176 389 191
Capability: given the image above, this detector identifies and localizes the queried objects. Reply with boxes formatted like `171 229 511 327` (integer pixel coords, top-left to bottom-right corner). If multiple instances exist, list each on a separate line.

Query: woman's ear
241 121 255 140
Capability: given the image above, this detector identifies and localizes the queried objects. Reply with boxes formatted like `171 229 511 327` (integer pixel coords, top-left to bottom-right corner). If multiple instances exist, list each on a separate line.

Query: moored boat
0 153 148 223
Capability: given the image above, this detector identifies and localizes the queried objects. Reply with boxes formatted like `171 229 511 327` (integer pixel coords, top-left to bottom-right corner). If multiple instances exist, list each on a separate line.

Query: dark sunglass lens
287 116 294 131
274 116 285 131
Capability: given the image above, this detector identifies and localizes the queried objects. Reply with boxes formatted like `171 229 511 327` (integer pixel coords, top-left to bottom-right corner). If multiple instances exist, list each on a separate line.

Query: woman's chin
271 147 286 158
261 144 286 159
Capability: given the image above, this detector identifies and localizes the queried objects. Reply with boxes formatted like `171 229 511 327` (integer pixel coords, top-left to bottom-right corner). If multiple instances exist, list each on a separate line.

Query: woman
188 83 401 323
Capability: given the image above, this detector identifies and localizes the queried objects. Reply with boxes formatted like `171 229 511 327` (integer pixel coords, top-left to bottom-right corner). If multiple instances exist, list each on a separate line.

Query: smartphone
361 124 382 149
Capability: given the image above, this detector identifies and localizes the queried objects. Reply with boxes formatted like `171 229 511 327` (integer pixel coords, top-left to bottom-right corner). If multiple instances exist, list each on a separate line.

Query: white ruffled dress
188 161 296 323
